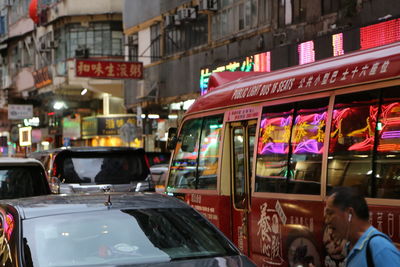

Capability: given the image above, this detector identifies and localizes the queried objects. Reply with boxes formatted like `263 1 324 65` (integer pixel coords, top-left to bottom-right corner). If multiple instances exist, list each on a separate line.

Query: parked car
0 192 256 266
0 157 50 199
28 147 153 194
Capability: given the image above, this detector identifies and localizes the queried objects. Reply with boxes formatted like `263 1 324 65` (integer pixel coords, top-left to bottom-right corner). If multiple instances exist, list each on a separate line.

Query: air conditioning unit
49 40 58 48
164 14 181 28
75 46 89 58
177 8 196 20
199 0 218 11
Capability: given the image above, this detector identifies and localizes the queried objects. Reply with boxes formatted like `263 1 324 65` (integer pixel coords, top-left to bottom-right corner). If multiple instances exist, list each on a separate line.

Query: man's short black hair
330 187 369 221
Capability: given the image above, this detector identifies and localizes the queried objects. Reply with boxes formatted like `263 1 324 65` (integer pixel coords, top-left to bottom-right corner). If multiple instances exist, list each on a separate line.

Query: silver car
0 192 256 266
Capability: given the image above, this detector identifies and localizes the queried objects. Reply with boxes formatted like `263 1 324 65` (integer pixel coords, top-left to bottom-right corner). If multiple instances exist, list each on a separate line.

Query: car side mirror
167 127 178 150
50 176 61 194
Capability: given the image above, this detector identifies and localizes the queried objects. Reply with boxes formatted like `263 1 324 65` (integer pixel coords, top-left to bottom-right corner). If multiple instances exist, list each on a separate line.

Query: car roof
1 192 187 219
0 157 44 167
43 146 144 153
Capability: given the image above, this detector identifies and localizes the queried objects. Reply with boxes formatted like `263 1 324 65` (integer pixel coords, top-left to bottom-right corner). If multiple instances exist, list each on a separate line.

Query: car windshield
57 153 148 184
22 208 237 266
0 166 48 199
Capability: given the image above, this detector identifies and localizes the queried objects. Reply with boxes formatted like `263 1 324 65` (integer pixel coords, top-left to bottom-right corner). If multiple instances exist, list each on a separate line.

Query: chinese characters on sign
231 59 394 101
33 67 52 89
75 59 143 79
82 115 137 138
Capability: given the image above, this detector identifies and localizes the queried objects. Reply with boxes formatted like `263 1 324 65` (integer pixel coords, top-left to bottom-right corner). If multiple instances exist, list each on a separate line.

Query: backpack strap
366 233 390 267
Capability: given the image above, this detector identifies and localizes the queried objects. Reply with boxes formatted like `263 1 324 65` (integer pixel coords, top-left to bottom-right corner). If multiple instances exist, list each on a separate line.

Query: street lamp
53 101 67 110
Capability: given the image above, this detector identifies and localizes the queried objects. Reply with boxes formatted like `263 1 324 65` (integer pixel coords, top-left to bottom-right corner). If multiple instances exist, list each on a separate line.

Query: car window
23 208 237 266
56 153 148 184
0 166 49 199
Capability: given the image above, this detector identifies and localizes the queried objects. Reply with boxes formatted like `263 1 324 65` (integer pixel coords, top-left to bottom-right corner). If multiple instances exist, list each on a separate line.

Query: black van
28 147 153 194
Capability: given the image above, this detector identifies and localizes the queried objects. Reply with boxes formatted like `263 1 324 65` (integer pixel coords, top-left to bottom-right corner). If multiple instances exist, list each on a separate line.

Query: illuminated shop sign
332 33 344 56
360 18 400 50
298 41 315 65
33 66 52 89
19 126 32 146
82 115 137 138
200 52 271 95
63 114 81 139
76 60 143 79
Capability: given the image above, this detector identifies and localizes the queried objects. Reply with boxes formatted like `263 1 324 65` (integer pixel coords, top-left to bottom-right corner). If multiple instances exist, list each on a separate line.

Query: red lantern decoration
29 0 39 24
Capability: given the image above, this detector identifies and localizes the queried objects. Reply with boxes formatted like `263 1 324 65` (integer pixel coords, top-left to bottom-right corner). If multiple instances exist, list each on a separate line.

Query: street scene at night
0 0 399 266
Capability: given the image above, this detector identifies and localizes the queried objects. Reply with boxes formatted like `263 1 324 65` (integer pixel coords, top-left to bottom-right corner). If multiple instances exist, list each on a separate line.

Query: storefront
81 114 142 147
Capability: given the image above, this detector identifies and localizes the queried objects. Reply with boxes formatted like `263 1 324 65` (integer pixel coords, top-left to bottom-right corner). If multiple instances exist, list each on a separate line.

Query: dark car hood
77 255 255 267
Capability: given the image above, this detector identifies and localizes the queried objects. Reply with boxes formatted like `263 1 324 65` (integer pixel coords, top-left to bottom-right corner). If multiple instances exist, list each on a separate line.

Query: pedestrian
324 187 400 266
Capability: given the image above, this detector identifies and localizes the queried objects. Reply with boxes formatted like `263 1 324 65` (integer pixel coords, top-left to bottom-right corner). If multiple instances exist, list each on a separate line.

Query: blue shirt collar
347 226 376 257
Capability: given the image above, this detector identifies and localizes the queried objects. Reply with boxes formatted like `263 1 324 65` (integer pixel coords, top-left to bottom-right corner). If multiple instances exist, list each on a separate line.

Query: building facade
0 0 143 155
123 0 400 152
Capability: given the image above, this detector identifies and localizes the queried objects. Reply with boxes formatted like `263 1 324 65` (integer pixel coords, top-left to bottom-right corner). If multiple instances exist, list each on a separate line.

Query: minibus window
169 119 202 189
375 87 400 199
255 98 328 194
255 104 293 193
168 115 223 190
327 90 380 197
197 117 223 189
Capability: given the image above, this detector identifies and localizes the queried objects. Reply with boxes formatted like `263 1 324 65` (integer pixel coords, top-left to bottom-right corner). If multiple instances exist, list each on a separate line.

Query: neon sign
298 41 315 65
360 18 400 50
332 33 344 56
200 51 271 95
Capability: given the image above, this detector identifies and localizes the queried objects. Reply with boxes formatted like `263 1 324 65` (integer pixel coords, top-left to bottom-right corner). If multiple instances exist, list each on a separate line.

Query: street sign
8 104 33 120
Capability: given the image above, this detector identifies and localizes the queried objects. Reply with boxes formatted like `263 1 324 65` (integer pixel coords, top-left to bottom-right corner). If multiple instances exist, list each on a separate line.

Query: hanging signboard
8 104 33 120
76 59 143 79
19 127 32 147
82 115 137 138
33 66 52 88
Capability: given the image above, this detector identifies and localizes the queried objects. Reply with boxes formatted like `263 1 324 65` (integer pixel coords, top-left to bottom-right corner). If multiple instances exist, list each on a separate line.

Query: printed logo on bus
257 201 285 266
257 200 322 267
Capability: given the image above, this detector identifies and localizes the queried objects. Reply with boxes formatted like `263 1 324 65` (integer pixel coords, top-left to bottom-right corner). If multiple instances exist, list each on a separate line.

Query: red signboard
75 59 143 79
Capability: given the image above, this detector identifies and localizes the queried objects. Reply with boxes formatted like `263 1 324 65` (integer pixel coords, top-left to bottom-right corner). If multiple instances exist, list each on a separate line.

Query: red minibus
166 41 400 267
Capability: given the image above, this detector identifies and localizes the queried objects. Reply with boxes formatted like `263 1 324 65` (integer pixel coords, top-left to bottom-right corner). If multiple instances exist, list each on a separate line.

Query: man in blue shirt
324 187 400 266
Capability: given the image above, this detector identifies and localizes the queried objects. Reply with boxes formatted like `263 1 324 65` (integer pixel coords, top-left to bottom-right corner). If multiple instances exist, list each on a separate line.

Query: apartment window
212 0 258 40
165 14 207 56
258 0 272 26
38 33 52 68
9 0 29 24
278 0 305 27
64 22 123 59
322 0 340 15
127 34 138 61
150 24 161 62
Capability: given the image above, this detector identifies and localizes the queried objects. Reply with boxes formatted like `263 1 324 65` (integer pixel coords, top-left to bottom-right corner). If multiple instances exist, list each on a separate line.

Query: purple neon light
260 142 288 154
294 139 322 154
381 130 400 139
